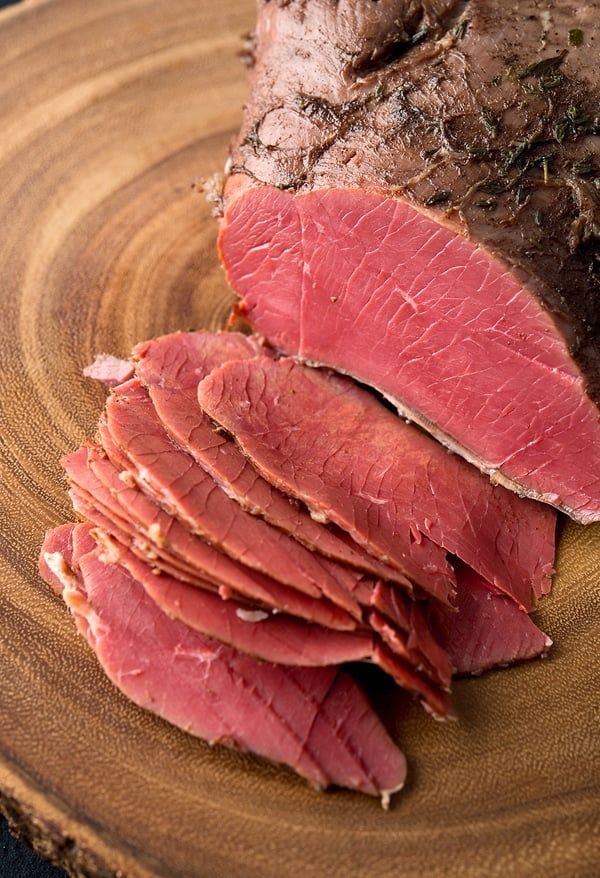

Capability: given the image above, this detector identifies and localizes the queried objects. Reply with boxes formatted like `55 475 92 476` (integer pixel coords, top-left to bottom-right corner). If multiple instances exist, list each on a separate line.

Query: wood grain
0 1 599 876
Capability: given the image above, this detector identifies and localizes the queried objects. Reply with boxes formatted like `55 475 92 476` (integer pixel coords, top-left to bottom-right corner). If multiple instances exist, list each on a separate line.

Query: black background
0 817 66 877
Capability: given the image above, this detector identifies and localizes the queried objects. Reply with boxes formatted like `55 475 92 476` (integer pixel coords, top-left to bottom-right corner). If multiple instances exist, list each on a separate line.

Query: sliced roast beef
197 357 556 610
118 547 376 666
39 523 78 594
103 540 449 698
83 447 451 699
430 565 551 675
219 0 600 523
40 526 407 800
64 448 358 632
194 367 456 604
133 330 407 587
104 377 392 618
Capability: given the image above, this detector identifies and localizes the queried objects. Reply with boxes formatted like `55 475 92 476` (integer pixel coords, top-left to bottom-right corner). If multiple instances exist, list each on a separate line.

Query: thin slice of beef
430 565 552 675
104 377 381 619
117 545 376 666
41 526 407 800
198 357 556 610
133 330 408 587
82 452 451 699
220 0 600 523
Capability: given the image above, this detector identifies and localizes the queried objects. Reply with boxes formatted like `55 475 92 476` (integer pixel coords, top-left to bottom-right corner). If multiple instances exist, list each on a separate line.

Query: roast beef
197 356 556 610
104 378 388 618
40 525 407 800
99 538 451 706
431 564 551 674
219 0 600 523
133 330 407 586
64 448 359 632
76 447 452 704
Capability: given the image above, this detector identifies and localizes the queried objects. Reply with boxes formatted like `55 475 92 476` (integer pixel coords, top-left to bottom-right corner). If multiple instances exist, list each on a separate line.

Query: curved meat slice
198 357 556 610
430 565 551 675
43 530 407 801
39 523 78 594
133 330 409 588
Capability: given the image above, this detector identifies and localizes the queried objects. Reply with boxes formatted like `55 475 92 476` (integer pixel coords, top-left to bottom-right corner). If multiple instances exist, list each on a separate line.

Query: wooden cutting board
0 1 599 875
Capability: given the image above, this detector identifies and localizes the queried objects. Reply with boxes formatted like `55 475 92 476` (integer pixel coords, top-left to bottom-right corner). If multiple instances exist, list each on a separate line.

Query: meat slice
63 449 358 632
220 0 600 523
198 357 556 610
133 330 407 586
430 565 552 675
40 527 407 800
104 377 380 619
118 542 449 702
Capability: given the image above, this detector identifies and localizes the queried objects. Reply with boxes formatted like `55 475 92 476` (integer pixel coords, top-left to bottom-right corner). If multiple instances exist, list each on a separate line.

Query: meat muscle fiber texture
40 524 408 800
197 357 556 611
219 0 600 523
133 330 406 586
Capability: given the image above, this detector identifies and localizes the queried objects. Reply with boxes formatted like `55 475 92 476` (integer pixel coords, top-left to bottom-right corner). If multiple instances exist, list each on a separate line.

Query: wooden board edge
0 765 152 878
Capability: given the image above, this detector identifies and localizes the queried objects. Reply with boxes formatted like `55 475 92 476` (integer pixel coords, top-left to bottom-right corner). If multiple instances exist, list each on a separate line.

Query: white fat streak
148 523 166 547
118 469 137 488
43 552 78 590
235 608 269 623
309 507 329 524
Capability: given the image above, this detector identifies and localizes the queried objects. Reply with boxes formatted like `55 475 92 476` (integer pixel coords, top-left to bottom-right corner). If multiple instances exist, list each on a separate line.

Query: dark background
0 818 66 877
0 4 67 875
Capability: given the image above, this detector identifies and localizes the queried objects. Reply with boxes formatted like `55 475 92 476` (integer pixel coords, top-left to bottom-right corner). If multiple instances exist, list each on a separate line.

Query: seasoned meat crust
228 0 600 400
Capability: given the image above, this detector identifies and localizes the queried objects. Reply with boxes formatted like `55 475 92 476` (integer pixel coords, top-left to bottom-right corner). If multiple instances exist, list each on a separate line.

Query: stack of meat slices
39 331 555 803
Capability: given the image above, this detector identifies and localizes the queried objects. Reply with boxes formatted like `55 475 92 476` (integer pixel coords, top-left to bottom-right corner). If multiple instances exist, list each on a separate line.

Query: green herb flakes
568 29 584 47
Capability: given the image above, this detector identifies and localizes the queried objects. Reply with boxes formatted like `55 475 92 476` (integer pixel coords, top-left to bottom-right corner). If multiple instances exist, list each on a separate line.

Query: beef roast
197 356 556 610
430 565 551 674
40 524 407 800
133 330 407 586
219 0 600 523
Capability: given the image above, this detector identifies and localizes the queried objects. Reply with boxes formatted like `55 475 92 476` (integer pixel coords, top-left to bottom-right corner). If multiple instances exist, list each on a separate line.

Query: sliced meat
133 330 408 586
82 449 451 701
41 528 407 800
104 377 379 619
119 546 375 666
198 357 556 610
220 0 600 524
63 448 358 632
198 358 454 601
370 584 452 691
118 543 449 700
430 565 552 675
